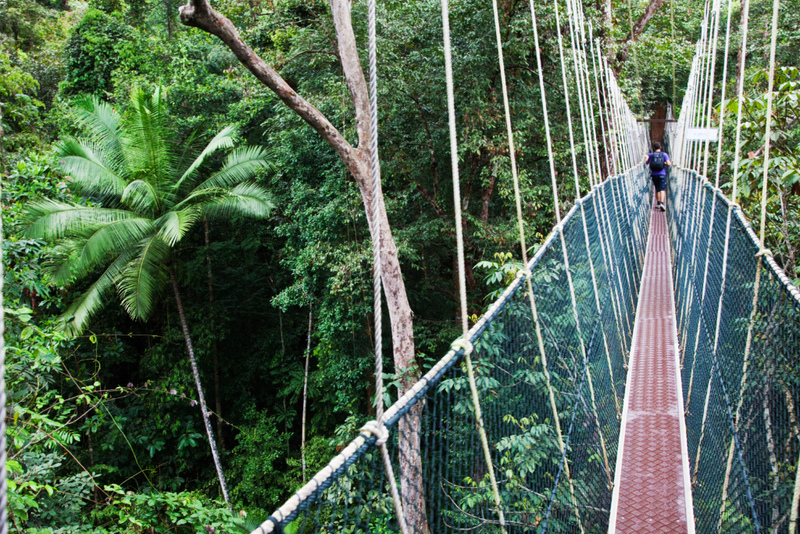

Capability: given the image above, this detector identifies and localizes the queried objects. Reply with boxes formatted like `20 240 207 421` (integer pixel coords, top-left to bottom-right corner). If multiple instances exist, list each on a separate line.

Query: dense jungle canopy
1 0 799 530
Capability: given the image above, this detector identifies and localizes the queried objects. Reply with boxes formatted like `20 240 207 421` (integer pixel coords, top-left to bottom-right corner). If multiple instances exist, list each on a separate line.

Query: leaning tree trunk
203 216 225 450
301 304 313 481
179 0 426 530
169 265 230 504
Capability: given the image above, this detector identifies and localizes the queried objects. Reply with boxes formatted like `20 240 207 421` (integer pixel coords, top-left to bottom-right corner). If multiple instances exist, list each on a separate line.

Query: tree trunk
179 0 426 527
301 304 313 481
616 0 665 64
203 216 225 451
169 265 230 504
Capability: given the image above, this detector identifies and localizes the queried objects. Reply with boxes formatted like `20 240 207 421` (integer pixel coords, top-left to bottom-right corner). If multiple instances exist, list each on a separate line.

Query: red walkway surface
608 208 695 533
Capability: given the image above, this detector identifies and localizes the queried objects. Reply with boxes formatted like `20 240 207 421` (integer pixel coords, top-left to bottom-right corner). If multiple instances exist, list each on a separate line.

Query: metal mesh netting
667 168 800 534
254 166 650 534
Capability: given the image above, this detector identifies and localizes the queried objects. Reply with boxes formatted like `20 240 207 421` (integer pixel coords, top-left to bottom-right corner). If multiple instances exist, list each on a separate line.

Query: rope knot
450 338 474 356
757 248 772 258
360 420 390 446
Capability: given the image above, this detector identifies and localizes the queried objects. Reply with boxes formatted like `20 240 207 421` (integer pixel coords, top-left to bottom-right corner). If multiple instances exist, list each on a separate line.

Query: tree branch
178 0 359 173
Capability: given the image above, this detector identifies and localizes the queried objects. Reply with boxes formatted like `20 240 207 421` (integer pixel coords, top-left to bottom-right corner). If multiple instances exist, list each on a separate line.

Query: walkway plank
608 207 695 533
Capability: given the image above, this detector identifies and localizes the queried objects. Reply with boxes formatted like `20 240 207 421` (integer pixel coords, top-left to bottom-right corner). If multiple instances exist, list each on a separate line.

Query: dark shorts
651 173 667 192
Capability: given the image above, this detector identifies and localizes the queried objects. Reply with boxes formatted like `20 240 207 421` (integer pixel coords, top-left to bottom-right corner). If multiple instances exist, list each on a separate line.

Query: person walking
645 142 672 212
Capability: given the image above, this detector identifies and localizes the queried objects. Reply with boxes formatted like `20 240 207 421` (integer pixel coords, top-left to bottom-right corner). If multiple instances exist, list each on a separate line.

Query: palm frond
59 247 138 335
72 95 126 159
117 235 172 321
126 88 174 197
195 146 271 191
24 199 138 240
174 125 238 191
154 208 201 247
200 183 274 220
57 139 128 200
122 180 160 216
55 218 156 285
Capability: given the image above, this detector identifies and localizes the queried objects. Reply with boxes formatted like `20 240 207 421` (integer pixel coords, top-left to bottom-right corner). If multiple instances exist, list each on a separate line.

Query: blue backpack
649 152 666 172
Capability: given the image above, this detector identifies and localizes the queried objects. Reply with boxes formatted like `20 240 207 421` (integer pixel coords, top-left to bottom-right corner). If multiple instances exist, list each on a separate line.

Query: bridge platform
608 206 695 533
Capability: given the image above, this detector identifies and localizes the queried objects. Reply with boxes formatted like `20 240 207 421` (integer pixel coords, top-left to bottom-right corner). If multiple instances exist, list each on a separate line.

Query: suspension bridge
0 0 796 529
236 0 800 530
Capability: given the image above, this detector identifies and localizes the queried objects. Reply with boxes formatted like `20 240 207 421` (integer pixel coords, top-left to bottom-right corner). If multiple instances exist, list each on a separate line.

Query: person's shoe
658 202 666 212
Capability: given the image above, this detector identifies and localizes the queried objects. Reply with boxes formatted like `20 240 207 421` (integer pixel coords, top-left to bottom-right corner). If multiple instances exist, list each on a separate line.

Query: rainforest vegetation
1 0 799 530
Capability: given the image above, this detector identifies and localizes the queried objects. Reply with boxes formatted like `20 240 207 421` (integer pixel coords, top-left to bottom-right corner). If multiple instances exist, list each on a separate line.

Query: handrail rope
254 178 640 533
554 0 621 419
441 0 506 529
532 0 612 490
367 0 408 529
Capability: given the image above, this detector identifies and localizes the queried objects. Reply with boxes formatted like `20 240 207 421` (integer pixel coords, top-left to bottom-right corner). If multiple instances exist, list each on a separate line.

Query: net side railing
254 166 651 534
667 167 800 534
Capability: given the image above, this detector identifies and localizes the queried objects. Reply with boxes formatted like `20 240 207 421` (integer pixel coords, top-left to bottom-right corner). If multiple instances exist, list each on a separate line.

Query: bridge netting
668 168 800 534
255 167 651 533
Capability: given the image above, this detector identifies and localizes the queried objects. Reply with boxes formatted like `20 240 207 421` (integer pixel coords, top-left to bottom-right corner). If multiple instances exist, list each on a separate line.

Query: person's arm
666 154 672 166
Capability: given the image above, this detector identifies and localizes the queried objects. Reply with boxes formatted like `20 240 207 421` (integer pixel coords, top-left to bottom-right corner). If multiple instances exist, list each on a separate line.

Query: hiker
645 142 672 212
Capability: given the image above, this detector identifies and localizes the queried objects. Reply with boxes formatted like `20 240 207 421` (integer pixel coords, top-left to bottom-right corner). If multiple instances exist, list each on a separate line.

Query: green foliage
23 88 273 332
720 66 800 282
61 9 134 97
91 487 241 533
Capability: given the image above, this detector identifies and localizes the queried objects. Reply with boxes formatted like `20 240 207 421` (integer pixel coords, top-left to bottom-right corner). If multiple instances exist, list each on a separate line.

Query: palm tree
23 88 273 503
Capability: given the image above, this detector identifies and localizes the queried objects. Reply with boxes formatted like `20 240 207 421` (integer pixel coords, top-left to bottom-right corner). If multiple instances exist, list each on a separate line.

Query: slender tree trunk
301 304 313 481
179 1 426 529
203 216 225 450
169 265 230 504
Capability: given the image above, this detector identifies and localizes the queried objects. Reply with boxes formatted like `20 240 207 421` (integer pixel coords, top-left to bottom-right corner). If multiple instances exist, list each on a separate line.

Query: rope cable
367 0 408 529
441 0 506 529
490 0 584 527
554 0 621 420
0 162 7 534
532 0 612 491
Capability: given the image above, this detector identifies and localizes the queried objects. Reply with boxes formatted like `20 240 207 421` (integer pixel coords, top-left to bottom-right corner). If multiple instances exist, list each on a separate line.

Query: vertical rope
555 0 621 419
440 0 506 529
489 0 585 528
0 169 7 534
671 0 677 107
538 0 612 487
367 2 408 530
721 0 781 528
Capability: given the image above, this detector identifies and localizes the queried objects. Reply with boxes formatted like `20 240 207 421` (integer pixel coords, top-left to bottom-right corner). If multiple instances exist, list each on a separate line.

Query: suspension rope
440 0 506 529
366 0 408 529
554 0 621 419
489 0 585 528
690 0 728 479
725 0 782 528
0 168 7 534
588 33 630 355
532 0 611 492
711 0 748 521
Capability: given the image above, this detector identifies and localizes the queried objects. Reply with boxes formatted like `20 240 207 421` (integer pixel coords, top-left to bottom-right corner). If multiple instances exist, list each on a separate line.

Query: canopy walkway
247 0 800 523
251 162 799 533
